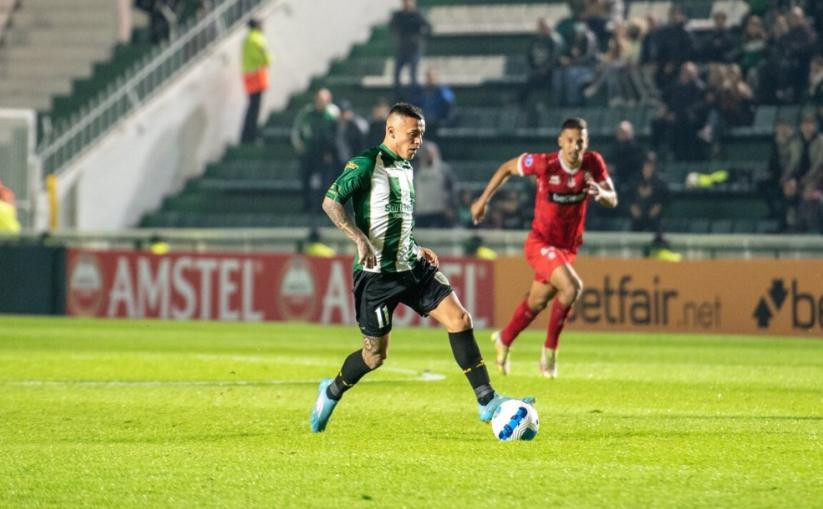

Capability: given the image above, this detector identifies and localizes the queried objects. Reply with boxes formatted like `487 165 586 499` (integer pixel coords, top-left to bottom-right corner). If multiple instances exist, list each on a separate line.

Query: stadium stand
0 0 17 42
135 0 819 234
0 1 208 143
0 0 121 111
47 1 209 133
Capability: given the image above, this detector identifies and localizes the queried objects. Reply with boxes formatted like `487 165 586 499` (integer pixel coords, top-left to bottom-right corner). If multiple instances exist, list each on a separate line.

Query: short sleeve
589 151 610 183
517 152 548 177
325 156 373 203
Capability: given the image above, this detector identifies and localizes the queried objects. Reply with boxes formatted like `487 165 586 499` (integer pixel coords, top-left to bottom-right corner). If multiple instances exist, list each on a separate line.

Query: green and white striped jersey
326 144 420 273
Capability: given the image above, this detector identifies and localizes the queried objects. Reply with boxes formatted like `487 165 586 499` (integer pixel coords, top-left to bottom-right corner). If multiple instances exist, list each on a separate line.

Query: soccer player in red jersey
470 118 618 378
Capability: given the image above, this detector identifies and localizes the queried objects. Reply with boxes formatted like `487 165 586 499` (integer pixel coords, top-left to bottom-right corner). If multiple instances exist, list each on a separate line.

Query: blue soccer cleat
478 392 536 422
310 378 339 432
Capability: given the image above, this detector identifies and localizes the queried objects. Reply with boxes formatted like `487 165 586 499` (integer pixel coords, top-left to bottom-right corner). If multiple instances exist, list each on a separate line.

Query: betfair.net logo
753 279 823 330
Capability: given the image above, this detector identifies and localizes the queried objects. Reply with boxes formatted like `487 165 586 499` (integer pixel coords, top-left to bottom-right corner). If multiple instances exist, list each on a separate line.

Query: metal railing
2 229 823 259
37 0 270 175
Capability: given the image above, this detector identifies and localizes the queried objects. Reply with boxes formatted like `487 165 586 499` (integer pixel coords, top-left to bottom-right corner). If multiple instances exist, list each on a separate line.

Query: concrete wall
42 0 392 231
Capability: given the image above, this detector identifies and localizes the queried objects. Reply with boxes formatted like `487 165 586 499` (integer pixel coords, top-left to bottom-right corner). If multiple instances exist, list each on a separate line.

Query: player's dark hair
389 102 424 120
560 117 588 132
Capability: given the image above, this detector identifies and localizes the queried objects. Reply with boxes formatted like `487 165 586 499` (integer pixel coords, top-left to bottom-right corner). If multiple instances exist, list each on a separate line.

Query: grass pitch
0 316 821 508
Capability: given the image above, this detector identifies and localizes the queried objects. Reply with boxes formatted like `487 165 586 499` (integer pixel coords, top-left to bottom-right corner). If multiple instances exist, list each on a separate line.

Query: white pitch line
0 370 446 387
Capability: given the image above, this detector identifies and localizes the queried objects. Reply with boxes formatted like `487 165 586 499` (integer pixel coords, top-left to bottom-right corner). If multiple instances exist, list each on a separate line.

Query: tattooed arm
322 197 377 269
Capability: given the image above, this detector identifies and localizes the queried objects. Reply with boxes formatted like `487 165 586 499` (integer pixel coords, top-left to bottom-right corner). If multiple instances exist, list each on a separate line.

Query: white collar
558 150 582 174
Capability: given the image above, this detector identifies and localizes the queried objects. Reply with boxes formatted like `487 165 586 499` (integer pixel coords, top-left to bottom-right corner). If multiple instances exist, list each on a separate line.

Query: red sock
500 299 537 346
546 299 572 350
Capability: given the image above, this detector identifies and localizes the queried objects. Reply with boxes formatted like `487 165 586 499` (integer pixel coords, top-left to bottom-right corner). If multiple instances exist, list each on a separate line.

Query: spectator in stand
389 0 431 99
700 11 737 63
808 1 823 50
610 120 646 195
783 6 817 103
455 188 478 228
621 19 657 104
783 114 823 231
135 0 181 44
486 189 528 230
556 3 585 43
291 88 340 213
240 18 272 144
518 18 566 109
805 55 823 125
334 100 369 167
699 64 755 153
640 14 662 65
652 61 706 161
653 5 695 91
736 14 769 99
763 117 795 224
366 98 391 147
0 180 20 234
412 68 456 143
414 142 456 228
628 153 668 233
797 173 823 232
584 22 641 106
583 0 623 45
554 20 598 106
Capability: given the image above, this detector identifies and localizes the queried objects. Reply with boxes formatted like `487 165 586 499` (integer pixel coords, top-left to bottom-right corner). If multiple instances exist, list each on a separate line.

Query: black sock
448 329 495 405
326 349 373 400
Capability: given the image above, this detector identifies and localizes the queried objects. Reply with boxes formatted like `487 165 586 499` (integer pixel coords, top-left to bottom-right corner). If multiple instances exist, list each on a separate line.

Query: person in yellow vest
0 180 20 234
241 18 272 143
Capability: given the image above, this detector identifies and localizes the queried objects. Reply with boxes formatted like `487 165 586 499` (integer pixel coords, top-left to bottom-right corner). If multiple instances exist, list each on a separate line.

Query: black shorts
353 259 453 337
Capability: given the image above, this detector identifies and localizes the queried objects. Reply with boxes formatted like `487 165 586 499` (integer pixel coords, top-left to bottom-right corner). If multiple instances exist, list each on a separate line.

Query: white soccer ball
491 399 539 441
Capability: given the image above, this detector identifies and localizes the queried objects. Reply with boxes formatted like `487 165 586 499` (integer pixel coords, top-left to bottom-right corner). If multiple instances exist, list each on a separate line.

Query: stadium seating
0 0 121 111
139 0 782 234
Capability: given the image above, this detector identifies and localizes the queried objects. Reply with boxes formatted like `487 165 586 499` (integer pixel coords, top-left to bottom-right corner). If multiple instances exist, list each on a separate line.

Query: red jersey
517 150 609 252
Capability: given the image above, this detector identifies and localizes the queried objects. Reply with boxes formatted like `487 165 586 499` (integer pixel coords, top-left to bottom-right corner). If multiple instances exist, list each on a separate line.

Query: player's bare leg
429 292 534 420
494 281 556 375
541 263 582 378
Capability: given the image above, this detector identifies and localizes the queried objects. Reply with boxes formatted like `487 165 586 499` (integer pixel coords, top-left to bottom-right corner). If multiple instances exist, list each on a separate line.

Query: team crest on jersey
567 176 576 188
549 175 560 185
540 247 557 259
345 161 358 171
523 154 534 168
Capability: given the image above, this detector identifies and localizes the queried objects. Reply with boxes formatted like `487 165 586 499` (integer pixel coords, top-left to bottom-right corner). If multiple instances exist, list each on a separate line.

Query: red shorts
523 234 577 284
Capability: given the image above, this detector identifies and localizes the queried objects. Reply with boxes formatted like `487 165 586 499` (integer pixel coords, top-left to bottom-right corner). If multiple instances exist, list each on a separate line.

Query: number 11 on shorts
375 305 390 329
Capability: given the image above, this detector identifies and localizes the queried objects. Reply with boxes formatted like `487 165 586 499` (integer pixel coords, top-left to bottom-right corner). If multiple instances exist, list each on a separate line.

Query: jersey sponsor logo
384 203 414 215
539 247 557 260
550 192 586 204
523 154 534 168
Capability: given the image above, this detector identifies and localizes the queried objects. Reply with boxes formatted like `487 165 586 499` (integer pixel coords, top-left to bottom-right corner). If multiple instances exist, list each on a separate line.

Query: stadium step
140 0 786 233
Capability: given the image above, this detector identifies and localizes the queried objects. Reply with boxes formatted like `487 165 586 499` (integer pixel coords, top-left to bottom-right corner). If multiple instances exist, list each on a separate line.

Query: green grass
1 316 821 508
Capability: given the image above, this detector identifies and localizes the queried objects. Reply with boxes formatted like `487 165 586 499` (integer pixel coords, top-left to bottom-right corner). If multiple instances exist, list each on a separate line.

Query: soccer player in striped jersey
310 103 532 432
470 118 618 378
